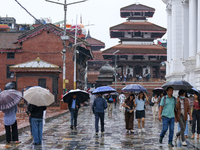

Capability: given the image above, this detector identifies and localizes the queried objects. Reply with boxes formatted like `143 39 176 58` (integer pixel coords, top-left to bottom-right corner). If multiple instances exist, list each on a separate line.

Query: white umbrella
23 87 54 106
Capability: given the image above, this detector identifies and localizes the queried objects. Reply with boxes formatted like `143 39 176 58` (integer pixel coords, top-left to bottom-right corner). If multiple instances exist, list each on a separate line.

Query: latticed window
7 52 15 59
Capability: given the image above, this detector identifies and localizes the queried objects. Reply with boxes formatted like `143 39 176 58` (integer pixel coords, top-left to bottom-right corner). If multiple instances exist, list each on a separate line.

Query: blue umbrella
122 84 147 93
92 86 116 94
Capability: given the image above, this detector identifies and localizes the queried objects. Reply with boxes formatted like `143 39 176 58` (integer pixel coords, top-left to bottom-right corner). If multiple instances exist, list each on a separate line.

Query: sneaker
138 129 142 133
168 142 174 147
70 126 73 130
141 128 145 133
182 141 187 146
159 137 163 144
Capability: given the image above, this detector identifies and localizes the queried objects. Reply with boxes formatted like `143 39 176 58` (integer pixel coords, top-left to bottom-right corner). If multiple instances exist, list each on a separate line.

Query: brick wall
0 30 76 101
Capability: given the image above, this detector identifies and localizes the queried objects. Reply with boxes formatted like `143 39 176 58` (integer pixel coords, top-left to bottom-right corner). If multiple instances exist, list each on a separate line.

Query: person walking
105 93 114 117
28 104 46 145
151 94 159 121
135 91 148 133
92 93 108 136
191 93 200 139
89 92 96 114
158 87 176 147
122 94 135 133
67 94 81 130
174 89 192 146
2 105 20 144
119 92 126 112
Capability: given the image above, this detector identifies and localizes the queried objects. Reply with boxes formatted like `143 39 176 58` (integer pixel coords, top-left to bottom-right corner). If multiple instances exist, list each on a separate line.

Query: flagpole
74 15 78 89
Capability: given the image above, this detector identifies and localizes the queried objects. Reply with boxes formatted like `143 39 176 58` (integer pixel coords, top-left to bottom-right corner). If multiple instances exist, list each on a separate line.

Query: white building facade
163 0 200 89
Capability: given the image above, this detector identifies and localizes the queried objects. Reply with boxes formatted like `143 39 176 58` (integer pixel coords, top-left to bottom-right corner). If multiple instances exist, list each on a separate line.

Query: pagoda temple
102 3 167 81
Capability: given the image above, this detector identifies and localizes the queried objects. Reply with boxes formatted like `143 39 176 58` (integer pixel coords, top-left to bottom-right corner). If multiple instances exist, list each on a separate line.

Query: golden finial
35 53 41 63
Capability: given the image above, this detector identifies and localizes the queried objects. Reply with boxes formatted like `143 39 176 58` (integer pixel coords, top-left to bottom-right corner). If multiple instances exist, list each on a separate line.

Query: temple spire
86 30 92 39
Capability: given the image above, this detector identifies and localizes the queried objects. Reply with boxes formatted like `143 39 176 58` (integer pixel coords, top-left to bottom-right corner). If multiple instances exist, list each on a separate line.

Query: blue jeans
160 117 175 143
178 120 188 135
70 109 78 127
31 117 43 144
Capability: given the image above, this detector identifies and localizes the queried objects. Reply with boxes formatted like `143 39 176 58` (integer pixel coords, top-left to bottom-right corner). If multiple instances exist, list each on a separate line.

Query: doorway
38 78 46 88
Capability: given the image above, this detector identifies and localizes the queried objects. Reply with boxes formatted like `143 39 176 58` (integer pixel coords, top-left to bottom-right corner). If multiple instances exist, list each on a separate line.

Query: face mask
180 96 185 99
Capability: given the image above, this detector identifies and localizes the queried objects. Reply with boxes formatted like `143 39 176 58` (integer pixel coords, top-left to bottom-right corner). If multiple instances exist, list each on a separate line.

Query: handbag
126 106 133 113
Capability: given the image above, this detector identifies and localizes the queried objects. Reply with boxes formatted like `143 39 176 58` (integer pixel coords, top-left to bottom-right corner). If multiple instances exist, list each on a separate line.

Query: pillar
189 0 197 59
182 0 189 61
196 0 200 68
166 6 172 75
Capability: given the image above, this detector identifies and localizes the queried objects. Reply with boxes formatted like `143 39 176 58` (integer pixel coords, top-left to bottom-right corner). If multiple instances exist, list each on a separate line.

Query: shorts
136 110 145 119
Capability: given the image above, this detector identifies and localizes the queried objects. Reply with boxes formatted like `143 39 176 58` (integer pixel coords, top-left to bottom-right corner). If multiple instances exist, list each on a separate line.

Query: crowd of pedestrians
2 84 200 148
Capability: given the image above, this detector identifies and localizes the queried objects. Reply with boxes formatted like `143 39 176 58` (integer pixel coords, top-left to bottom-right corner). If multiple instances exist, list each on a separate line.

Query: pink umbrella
0 89 22 110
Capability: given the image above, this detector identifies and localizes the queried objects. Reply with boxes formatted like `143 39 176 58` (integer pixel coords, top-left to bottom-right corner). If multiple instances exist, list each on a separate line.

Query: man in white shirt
119 92 126 112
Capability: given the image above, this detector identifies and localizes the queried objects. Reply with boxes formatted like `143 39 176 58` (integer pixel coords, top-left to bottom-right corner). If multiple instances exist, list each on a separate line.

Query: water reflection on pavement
0 105 199 149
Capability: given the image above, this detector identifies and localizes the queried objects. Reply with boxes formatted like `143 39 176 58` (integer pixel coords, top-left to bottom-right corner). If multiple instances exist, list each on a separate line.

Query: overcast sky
0 0 167 49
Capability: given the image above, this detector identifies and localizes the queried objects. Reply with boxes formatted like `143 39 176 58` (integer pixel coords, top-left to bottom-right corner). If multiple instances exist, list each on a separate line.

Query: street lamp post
113 50 120 90
45 0 88 93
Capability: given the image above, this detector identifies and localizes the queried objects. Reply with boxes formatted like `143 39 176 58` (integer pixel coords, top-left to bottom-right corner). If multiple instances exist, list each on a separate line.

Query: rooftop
86 30 105 47
120 3 155 12
110 22 166 32
102 44 166 55
0 32 23 50
10 57 61 72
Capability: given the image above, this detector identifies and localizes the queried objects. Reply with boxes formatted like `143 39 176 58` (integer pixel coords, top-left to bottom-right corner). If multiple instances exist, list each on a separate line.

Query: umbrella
23 87 54 106
153 87 164 94
121 84 147 93
89 88 95 92
162 80 193 90
0 89 22 110
92 86 116 94
187 87 200 94
63 89 89 103
4 82 15 90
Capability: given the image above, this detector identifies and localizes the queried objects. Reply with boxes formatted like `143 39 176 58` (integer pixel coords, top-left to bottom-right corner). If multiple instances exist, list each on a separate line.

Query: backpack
149 99 154 106
109 96 113 102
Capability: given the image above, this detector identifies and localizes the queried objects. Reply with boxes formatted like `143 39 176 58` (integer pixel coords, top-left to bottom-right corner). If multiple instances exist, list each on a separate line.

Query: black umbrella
153 87 164 95
63 89 89 103
4 82 16 90
162 80 193 91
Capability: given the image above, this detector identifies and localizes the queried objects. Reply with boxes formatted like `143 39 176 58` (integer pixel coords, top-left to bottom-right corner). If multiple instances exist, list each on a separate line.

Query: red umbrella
0 89 22 110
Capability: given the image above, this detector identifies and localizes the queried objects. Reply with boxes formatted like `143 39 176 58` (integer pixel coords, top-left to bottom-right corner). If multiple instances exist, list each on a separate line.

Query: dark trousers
70 109 78 127
192 109 200 134
125 111 134 130
95 112 104 133
4 120 18 143
176 114 186 141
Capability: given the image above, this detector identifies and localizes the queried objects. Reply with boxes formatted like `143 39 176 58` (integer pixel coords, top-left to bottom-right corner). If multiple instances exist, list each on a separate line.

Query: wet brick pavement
0 105 200 149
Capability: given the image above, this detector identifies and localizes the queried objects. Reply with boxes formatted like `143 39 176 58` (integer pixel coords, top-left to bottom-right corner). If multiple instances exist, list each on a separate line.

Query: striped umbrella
0 89 22 110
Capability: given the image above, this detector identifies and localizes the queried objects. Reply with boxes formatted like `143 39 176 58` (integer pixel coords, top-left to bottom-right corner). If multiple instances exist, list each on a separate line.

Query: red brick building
0 24 93 102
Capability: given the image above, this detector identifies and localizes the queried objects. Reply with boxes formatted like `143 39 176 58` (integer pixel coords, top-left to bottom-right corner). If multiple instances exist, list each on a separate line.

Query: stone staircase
108 80 165 96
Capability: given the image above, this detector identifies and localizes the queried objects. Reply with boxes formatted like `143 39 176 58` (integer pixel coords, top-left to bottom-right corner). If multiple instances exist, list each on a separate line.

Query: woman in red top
191 93 200 139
